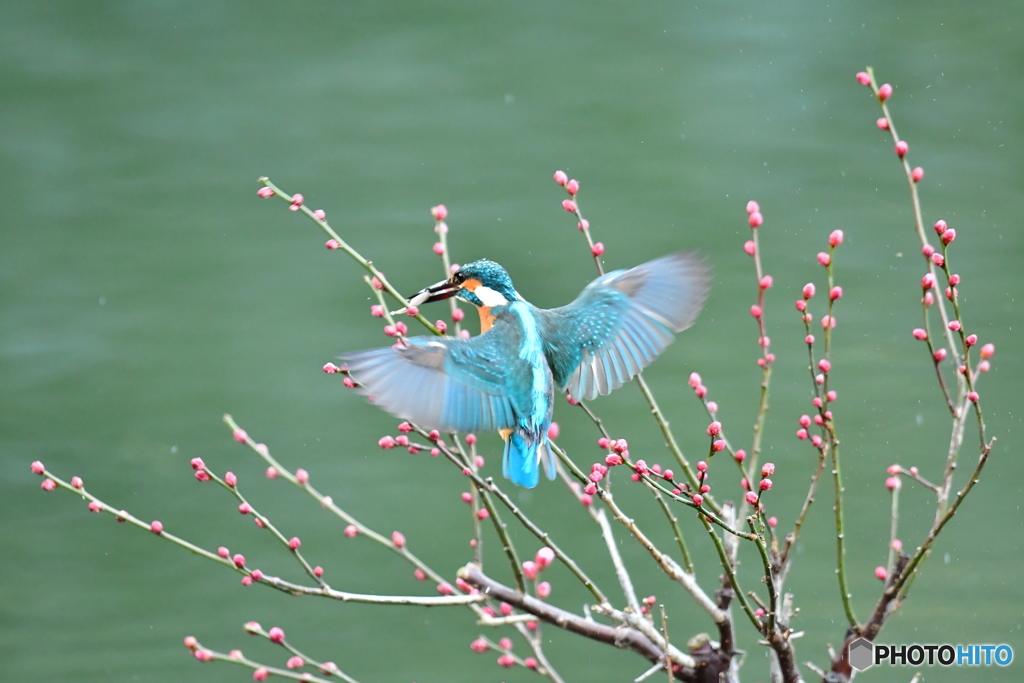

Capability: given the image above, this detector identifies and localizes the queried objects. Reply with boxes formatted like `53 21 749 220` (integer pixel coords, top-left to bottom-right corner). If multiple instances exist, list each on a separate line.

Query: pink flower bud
477 508 489 520
536 581 551 599
805 334 815 344
875 566 888 581
911 167 924 183
877 117 889 130
566 178 580 195
923 292 934 307
150 520 163 534
948 320 961 332
452 308 465 322
288 537 301 550
856 72 871 85
190 457 205 470
829 286 843 300
817 252 831 267
802 282 816 299
968 391 979 403
589 470 603 483
535 547 555 569
745 491 759 505
691 494 703 506
795 300 806 312
878 83 893 101
966 334 977 346
940 228 956 245
553 170 568 186
591 242 605 257
933 348 947 362
759 478 772 491
759 275 773 290
712 439 726 452
525 657 538 669
429 204 448 220
891 539 903 552
734 449 746 463
761 462 775 477
826 390 837 402
696 460 708 472
922 244 935 258
688 372 702 388
265 463 279 477
31 460 48 475
391 531 406 548
706 401 718 414
663 468 674 481
818 359 831 372
931 253 944 267
344 525 358 537
378 436 396 449
911 328 927 341
829 229 844 247
498 654 515 668
520 560 540 580
746 200 760 214
232 428 248 443
796 428 809 440
707 421 722 436
895 140 908 158
311 209 326 221
253 668 269 681
980 343 995 359
86 500 101 513
612 438 628 454
743 240 756 256
748 212 763 228
371 276 384 290
750 304 762 318
546 422 560 440
232 553 246 568
257 187 274 198
290 193 304 207
605 453 622 466
501 601 514 616
921 273 935 289
811 434 823 447
285 656 305 670
220 472 235 488
250 569 264 581
194 470 210 482
561 199 577 212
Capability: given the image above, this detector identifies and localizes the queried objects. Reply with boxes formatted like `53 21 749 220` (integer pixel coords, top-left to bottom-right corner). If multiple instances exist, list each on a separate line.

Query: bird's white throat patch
473 285 509 307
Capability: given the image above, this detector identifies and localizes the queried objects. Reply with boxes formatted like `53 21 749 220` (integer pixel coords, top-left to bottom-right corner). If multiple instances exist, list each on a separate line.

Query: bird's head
408 259 521 309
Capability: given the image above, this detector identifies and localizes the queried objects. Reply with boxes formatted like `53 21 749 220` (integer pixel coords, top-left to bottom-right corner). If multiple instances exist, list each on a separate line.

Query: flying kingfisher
343 252 710 488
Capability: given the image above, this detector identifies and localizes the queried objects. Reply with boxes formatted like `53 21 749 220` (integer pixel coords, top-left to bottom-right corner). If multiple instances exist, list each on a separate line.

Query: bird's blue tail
503 432 556 489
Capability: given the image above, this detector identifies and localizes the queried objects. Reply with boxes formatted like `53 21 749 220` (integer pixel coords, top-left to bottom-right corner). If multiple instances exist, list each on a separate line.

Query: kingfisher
343 252 710 488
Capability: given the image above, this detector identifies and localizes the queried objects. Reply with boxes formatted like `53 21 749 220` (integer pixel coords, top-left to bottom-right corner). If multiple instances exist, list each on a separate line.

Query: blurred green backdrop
2 2 1021 681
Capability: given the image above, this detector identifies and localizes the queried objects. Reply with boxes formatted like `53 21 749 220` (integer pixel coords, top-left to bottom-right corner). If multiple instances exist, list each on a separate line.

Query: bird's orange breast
478 306 496 333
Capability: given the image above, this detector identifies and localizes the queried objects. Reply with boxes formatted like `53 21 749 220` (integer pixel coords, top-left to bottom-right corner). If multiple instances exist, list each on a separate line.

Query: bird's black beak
408 279 460 307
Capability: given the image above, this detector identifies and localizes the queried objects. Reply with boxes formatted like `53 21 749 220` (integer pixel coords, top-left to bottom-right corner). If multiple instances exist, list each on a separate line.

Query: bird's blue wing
342 333 518 433
539 251 710 401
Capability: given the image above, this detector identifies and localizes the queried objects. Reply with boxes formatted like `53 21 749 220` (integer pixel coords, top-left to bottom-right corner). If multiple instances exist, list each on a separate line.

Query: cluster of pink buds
746 200 763 228
688 372 708 399
520 547 556 588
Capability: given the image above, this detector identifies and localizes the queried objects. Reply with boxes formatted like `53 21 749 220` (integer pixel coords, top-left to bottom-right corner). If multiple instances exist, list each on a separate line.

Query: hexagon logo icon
849 638 874 671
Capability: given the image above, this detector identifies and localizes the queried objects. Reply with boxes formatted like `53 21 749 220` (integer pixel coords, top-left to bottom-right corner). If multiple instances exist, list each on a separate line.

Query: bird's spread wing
539 251 710 401
342 333 518 433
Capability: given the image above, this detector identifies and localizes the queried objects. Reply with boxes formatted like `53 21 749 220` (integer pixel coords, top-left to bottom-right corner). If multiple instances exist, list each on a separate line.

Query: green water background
2 2 1022 681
